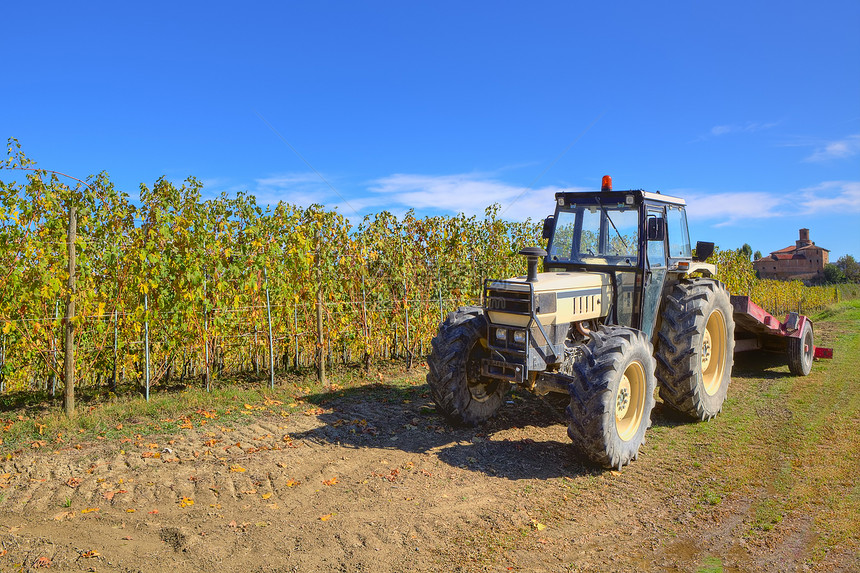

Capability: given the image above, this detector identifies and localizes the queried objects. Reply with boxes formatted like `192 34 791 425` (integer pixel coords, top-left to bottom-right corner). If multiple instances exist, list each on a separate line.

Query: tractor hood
486 271 612 327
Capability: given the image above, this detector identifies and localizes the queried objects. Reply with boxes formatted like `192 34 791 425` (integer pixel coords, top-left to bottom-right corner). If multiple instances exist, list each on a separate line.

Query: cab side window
666 206 692 259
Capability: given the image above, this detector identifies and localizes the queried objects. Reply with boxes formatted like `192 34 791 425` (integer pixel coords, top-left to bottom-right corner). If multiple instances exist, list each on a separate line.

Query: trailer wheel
787 320 814 376
426 306 509 426
567 326 656 469
656 279 735 421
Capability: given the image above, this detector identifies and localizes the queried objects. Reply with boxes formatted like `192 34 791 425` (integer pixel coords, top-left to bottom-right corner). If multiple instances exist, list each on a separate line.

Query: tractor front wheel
426 307 510 426
567 326 656 469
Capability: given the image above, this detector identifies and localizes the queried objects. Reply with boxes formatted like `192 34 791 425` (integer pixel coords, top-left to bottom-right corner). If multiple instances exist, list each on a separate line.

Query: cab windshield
547 202 639 266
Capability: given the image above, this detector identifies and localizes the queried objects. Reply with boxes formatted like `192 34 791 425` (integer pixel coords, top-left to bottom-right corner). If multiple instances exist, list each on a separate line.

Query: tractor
427 176 746 469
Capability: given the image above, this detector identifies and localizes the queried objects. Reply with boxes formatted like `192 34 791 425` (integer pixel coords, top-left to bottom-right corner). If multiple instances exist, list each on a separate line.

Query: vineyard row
0 140 850 401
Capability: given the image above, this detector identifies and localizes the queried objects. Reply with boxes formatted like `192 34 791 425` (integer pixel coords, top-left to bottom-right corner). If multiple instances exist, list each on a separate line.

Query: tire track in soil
0 386 856 572
0 402 501 571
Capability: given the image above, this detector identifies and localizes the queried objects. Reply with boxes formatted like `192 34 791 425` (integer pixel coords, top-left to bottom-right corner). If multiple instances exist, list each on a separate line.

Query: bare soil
1 358 857 572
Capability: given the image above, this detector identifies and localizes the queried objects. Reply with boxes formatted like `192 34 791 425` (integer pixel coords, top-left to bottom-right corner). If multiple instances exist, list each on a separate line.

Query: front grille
484 281 532 315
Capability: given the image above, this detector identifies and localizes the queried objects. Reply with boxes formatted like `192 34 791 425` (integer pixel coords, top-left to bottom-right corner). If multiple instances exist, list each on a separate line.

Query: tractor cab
541 176 714 338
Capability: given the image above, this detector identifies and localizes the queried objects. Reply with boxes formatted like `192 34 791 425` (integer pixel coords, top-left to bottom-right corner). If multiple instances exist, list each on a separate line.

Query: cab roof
555 189 686 207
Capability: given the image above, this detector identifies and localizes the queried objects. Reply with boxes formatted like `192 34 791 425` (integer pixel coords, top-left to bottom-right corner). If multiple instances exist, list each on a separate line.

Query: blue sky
3 1 859 260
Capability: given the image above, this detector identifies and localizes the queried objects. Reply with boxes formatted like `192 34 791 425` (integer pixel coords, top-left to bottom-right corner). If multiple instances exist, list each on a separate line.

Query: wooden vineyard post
438 289 444 322
293 307 299 370
314 228 326 384
253 326 259 376
49 300 59 397
111 309 118 393
144 292 150 401
63 201 77 417
0 334 5 394
204 275 210 392
264 266 275 389
361 275 370 372
317 287 325 384
403 276 411 371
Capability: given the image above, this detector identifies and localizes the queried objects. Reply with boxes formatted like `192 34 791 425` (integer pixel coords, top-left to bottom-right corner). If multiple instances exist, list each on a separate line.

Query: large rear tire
656 279 735 421
787 319 814 376
567 326 656 469
426 307 510 426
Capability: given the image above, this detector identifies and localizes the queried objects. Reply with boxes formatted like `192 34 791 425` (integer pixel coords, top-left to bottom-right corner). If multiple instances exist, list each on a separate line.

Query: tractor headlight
495 328 507 341
512 330 526 344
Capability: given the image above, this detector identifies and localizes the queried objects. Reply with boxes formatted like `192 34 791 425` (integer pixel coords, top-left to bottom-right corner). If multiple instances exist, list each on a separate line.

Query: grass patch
697 556 723 573
1 360 427 453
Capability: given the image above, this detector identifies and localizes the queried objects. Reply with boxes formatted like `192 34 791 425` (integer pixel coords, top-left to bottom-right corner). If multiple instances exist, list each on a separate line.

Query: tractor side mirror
542 216 554 240
694 241 715 262
647 216 665 241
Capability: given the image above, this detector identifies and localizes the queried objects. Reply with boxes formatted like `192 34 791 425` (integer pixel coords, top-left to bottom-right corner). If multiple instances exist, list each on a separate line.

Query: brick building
753 228 829 282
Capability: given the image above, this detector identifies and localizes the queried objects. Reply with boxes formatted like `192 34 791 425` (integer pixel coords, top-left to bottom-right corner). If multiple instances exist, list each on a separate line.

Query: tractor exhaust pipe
519 247 547 283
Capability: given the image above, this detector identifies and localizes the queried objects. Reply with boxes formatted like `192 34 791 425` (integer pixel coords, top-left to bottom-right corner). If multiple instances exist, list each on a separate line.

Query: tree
836 255 860 283
823 263 846 284
740 243 753 260
753 250 762 261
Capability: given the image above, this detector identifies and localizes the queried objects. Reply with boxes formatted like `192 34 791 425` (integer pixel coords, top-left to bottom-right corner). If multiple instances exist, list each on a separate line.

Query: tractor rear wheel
656 279 735 421
787 319 814 376
426 307 510 426
567 326 656 469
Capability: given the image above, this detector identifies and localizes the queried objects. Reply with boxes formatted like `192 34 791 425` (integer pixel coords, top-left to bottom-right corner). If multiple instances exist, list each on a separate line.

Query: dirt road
1 348 857 572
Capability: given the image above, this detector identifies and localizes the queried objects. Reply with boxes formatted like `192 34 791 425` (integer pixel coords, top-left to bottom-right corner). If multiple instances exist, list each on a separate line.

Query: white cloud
200 167 859 229
798 181 860 213
368 173 569 221
804 134 860 162
708 121 780 137
679 180 860 226
682 191 787 226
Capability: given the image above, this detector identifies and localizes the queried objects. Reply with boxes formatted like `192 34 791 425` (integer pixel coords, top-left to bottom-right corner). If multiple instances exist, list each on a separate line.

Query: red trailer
730 295 833 375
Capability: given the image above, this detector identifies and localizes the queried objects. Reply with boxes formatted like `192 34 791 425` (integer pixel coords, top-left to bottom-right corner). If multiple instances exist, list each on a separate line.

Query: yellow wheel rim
616 361 646 441
702 309 727 396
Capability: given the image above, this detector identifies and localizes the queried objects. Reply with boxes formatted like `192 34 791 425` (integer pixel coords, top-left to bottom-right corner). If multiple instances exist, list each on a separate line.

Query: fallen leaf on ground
80 550 100 558
178 497 194 508
81 507 100 514
323 477 338 486
319 513 332 521
261 492 272 499
230 465 246 473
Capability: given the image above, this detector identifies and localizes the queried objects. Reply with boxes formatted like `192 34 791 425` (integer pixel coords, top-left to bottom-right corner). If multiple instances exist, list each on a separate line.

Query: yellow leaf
230 465 247 473
261 493 272 500
81 507 100 514
319 513 332 521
